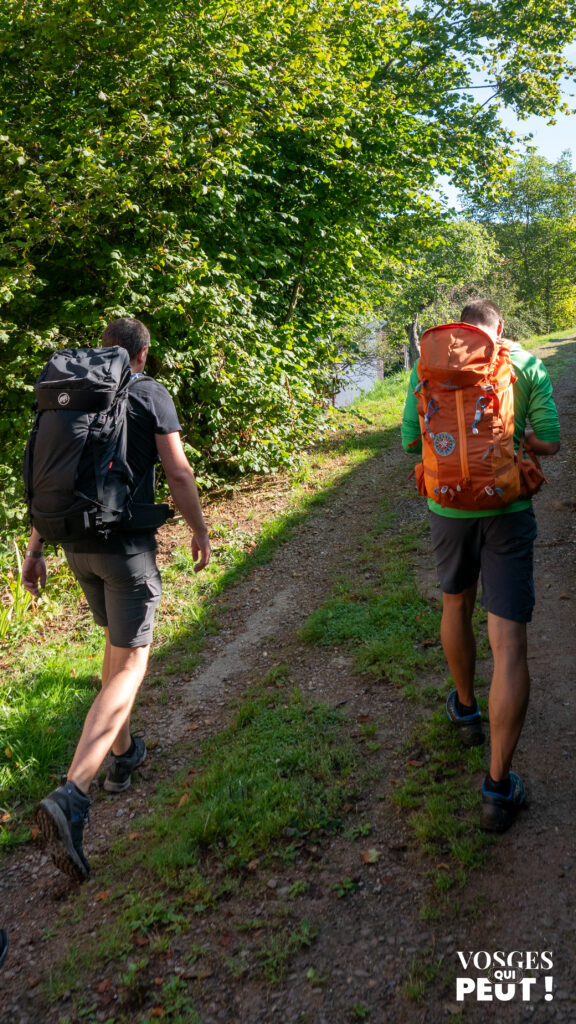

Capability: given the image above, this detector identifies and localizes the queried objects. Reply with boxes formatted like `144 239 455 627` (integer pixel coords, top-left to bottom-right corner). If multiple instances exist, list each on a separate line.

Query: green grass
258 918 317 982
402 949 445 1002
132 676 357 878
520 326 576 384
391 703 492 896
41 667 360 1014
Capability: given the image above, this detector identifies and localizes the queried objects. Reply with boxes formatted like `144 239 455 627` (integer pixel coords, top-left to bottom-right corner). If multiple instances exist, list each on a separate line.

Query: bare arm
524 432 560 457
155 432 211 572
21 527 47 596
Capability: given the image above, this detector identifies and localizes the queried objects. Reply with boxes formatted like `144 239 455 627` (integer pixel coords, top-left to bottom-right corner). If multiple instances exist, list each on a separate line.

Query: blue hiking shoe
35 781 91 882
103 734 147 793
446 689 485 748
480 772 527 833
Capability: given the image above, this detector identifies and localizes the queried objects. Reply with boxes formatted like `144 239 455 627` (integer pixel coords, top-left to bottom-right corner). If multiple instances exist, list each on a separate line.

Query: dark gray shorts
428 508 538 623
65 549 162 648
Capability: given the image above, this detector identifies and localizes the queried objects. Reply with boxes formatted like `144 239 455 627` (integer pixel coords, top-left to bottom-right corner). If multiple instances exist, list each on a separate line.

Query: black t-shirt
64 375 181 555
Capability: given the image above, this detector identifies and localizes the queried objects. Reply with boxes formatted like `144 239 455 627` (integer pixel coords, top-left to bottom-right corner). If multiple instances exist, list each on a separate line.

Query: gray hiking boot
35 781 91 882
103 734 147 793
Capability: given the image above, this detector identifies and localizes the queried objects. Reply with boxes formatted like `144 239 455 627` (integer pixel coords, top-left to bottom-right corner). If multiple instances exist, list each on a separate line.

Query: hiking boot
103 734 147 793
480 772 527 833
446 688 485 747
35 782 91 882
0 929 8 969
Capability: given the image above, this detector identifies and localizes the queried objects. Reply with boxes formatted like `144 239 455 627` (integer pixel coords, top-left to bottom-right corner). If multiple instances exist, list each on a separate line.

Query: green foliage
379 220 499 349
0 544 32 641
465 152 576 334
1 0 575 528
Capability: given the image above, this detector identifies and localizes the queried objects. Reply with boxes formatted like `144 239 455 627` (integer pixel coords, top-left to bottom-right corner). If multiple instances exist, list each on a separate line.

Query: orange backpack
411 323 525 510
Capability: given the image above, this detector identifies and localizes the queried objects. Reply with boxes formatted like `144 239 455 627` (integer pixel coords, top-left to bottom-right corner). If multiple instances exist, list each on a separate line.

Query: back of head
460 299 502 336
102 317 150 360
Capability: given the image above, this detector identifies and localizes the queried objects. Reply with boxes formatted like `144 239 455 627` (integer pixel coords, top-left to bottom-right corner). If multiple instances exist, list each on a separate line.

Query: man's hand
22 554 46 596
523 430 560 457
191 530 211 573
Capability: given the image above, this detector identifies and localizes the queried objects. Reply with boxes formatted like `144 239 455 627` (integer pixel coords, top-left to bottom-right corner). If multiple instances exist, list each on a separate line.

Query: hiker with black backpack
22 317 211 882
402 299 560 832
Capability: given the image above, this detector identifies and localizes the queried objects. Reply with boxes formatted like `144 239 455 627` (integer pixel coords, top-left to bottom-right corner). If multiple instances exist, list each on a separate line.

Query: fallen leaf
360 848 381 864
94 890 111 902
154 977 164 986
187 724 199 731
435 862 451 871
219 934 233 948
183 967 213 979
134 934 149 947
178 793 189 807
30 824 40 839
95 978 112 993
150 1009 165 1019
129 832 141 841
407 759 425 767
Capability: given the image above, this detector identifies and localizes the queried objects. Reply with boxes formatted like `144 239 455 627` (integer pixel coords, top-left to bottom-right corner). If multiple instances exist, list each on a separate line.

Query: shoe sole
455 726 485 748
480 798 527 833
103 776 132 793
35 799 89 882
103 746 147 794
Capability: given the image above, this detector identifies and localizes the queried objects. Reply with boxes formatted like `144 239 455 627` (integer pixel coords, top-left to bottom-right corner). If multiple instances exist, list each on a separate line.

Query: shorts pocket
145 568 162 602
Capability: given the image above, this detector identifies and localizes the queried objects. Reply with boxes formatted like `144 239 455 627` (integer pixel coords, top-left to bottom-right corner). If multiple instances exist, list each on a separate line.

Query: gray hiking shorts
428 508 538 623
65 549 162 648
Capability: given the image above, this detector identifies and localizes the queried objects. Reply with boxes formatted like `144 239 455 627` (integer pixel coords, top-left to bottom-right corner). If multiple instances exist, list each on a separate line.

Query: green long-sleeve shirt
401 341 561 518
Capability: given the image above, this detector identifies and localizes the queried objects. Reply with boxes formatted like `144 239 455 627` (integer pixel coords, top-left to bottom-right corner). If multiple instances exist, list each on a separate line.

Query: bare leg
100 629 135 757
440 585 478 705
67 641 150 793
487 613 530 781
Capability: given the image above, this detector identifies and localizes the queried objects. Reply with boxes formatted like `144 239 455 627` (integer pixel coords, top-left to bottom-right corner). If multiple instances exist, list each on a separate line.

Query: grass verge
42 667 363 1021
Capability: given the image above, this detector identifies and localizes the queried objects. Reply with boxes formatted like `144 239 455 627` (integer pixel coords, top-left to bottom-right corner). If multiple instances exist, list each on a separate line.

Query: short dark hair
102 317 150 360
460 299 503 331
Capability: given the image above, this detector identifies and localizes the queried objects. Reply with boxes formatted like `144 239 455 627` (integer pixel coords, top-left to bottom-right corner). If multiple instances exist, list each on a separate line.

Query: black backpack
23 346 172 544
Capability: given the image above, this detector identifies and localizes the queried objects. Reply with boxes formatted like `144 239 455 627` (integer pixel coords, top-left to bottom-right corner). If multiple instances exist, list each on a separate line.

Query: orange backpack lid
418 322 499 387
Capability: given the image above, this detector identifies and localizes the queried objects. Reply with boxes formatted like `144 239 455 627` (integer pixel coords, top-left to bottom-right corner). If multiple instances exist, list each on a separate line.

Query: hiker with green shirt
402 299 560 832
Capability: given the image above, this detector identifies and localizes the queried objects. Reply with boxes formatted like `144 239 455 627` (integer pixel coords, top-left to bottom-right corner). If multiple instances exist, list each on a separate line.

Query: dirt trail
1 340 575 1024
